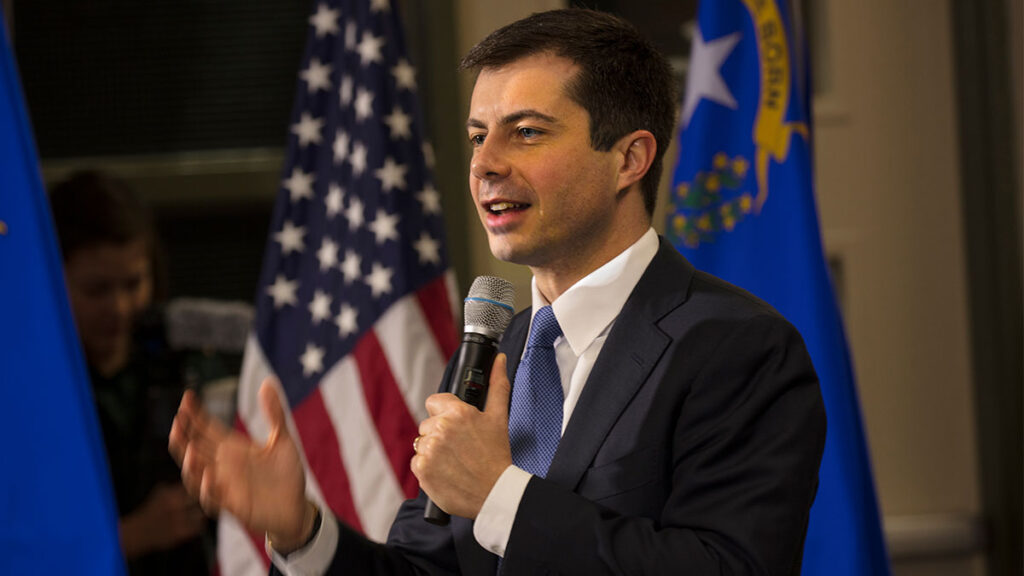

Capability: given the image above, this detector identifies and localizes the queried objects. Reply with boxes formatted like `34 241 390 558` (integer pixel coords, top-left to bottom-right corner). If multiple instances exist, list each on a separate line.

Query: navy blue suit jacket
279 238 826 575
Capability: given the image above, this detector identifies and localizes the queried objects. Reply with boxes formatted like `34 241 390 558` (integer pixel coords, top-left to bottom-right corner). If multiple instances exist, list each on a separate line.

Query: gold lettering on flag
741 0 808 211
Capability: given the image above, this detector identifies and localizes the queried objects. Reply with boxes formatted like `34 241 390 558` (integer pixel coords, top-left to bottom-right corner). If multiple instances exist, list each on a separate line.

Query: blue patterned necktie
508 305 564 478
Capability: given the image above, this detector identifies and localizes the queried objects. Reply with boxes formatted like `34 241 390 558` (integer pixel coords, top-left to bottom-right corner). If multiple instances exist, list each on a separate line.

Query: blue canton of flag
217 1 458 574
0 10 125 575
668 1 891 574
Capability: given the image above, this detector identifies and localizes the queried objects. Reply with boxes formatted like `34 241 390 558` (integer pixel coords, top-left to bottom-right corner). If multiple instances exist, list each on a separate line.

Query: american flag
217 0 459 573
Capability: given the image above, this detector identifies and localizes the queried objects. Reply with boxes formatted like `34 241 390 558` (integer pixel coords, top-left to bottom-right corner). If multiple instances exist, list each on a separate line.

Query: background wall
811 1 983 574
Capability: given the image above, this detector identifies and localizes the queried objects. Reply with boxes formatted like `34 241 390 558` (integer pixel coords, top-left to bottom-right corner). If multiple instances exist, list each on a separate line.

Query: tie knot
528 306 562 349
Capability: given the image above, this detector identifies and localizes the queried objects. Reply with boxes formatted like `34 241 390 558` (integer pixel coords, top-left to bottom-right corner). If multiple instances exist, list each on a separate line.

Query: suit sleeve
268 494 460 576
500 314 826 575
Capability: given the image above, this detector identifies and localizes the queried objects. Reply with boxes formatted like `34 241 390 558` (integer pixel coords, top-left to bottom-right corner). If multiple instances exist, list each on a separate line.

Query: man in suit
170 8 825 575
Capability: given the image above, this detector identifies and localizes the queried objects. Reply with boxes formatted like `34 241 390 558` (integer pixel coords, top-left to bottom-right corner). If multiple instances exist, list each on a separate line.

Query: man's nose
470 139 511 181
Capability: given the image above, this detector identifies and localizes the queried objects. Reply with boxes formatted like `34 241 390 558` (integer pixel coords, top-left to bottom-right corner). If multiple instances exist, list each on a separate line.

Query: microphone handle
423 333 498 526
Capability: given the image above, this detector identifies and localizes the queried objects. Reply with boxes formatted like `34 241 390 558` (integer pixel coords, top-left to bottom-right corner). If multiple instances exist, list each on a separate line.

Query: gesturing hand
411 354 514 519
168 379 315 552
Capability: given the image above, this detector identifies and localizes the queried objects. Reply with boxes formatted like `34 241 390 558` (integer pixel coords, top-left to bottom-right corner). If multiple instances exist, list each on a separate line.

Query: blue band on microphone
464 296 514 312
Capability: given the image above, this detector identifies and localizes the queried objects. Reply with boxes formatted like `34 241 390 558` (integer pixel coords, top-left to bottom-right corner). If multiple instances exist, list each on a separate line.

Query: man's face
467 53 625 279
64 239 152 371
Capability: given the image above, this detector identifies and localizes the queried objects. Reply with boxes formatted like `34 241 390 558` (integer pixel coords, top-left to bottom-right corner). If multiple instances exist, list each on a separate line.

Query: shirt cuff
473 465 532 557
267 506 339 576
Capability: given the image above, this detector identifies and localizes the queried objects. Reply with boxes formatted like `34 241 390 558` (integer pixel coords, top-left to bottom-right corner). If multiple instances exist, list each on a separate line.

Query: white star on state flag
267 275 299 308
340 250 362 284
316 237 339 271
274 220 306 254
309 3 340 38
283 168 315 202
345 196 365 229
391 59 416 91
369 209 399 244
366 262 394 298
350 142 368 176
299 343 326 376
370 0 391 13
300 58 333 93
413 232 441 265
383 106 412 140
681 28 741 128
354 88 375 122
291 112 324 147
308 290 333 324
356 31 385 66
333 130 350 163
374 157 408 192
325 185 344 218
416 184 441 215
339 75 354 106
335 304 359 338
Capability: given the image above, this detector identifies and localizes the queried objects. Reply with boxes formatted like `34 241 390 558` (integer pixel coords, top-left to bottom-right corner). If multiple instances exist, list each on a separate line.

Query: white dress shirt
272 228 660 574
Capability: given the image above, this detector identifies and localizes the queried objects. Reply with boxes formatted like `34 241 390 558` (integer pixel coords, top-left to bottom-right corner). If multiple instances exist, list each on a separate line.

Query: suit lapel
545 240 694 491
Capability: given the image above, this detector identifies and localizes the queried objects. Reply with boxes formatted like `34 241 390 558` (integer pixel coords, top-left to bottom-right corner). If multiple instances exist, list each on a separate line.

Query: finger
180 444 205 497
177 389 197 419
484 353 511 419
168 413 188 466
169 391 203 464
410 453 427 484
258 378 291 447
198 465 221 516
419 408 450 436
183 420 222 466
424 392 459 417
184 391 230 446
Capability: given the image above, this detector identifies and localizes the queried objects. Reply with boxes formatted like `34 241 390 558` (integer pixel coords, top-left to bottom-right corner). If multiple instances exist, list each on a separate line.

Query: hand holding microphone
416 277 515 525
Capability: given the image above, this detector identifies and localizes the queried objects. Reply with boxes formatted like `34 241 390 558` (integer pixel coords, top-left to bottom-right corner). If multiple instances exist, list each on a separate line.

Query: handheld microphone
423 276 515 525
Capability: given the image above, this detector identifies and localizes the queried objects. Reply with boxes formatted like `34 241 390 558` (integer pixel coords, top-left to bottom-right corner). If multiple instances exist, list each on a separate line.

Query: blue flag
668 1 890 573
0 13 125 575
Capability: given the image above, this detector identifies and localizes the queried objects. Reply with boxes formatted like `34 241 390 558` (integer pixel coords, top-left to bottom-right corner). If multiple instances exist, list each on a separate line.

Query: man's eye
469 134 486 146
518 127 540 139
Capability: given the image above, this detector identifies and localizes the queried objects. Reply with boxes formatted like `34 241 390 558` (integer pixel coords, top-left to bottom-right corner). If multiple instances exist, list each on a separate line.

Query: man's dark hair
460 8 678 216
49 170 155 261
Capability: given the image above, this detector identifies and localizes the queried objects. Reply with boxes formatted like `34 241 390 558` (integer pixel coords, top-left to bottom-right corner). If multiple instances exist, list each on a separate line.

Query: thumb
259 378 290 447
484 353 512 420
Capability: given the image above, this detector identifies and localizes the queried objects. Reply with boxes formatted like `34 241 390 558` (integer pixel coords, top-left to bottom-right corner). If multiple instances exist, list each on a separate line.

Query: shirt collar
530 228 659 357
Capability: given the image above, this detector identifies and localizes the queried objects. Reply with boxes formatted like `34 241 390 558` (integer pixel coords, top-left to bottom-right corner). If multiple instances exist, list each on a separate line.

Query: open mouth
486 201 529 215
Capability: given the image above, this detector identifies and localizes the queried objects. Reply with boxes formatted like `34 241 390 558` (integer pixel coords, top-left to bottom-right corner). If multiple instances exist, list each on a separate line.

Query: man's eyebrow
466 109 560 130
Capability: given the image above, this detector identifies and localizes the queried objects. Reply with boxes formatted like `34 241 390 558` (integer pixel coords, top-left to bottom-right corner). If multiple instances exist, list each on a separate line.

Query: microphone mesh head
464 276 515 336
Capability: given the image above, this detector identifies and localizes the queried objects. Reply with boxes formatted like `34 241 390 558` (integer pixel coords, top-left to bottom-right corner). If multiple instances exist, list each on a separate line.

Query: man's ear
615 130 657 193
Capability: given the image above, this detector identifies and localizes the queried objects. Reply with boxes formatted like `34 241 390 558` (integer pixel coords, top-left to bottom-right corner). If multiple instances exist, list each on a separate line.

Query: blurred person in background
50 170 212 576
